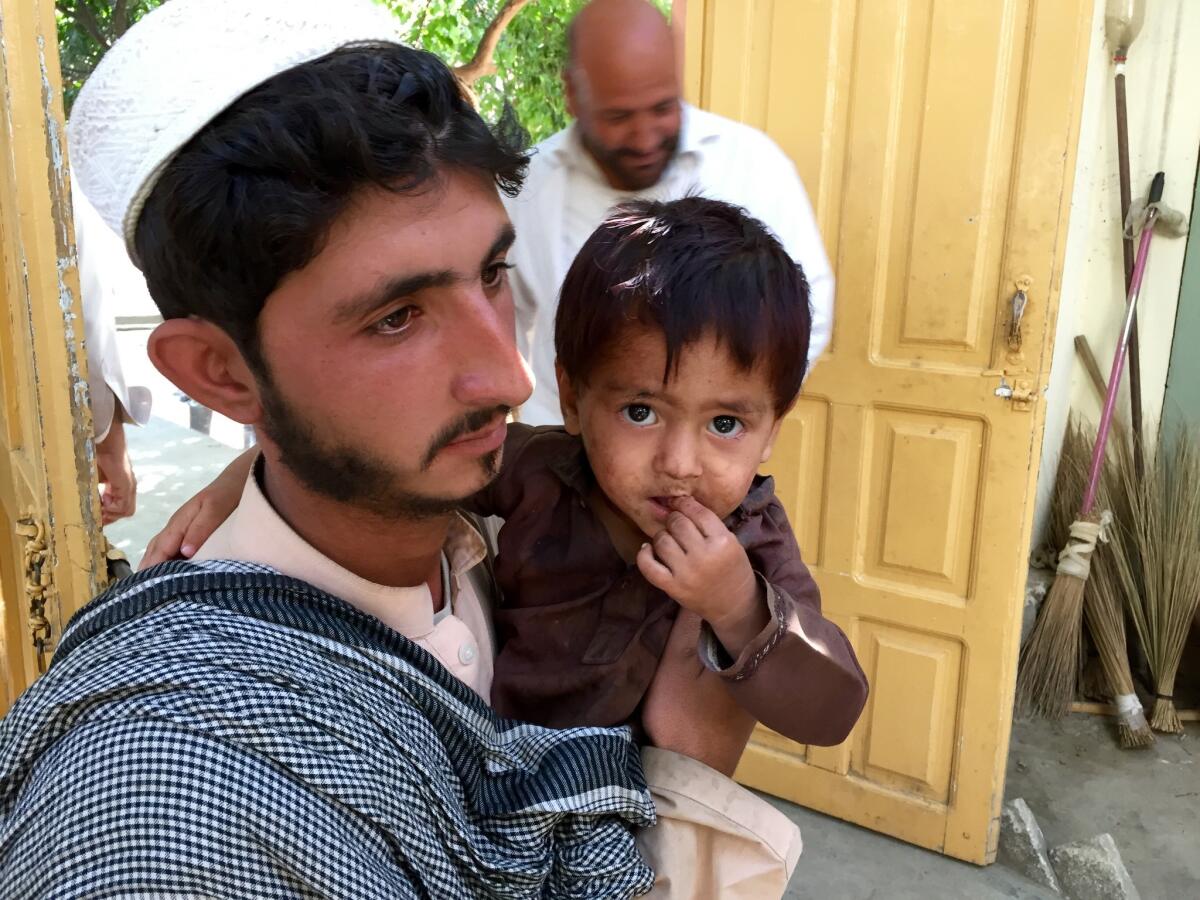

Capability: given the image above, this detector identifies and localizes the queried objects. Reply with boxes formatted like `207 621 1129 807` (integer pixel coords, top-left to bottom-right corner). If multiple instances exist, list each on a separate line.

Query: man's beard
583 129 679 191
256 372 505 521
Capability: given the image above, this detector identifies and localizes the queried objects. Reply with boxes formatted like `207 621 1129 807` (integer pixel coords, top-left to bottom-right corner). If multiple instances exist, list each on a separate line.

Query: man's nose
630 130 659 156
449 294 533 411
656 427 703 482
628 117 661 156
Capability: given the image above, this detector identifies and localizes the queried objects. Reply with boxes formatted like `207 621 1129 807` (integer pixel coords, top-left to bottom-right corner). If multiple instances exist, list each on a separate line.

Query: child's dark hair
554 196 811 416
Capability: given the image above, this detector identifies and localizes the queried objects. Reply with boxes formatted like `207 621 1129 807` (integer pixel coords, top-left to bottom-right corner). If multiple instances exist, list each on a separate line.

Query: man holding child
0 0 865 897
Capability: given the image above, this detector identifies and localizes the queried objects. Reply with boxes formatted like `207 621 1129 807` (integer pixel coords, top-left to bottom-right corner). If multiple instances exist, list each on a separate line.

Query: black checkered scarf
0 561 655 898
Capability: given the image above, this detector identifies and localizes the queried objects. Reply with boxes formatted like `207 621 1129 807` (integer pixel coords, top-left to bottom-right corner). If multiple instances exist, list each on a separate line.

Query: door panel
685 0 1090 863
0 0 104 709
768 397 830 566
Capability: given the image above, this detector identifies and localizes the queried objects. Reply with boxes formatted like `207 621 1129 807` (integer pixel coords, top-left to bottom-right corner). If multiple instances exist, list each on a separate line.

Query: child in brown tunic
145 197 867 775
465 197 866 773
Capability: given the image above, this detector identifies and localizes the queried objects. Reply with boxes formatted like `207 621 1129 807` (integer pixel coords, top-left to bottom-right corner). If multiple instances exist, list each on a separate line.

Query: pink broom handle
1082 172 1164 514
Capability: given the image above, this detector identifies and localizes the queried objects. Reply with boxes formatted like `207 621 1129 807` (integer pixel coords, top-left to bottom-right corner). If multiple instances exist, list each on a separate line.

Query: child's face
558 326 785 541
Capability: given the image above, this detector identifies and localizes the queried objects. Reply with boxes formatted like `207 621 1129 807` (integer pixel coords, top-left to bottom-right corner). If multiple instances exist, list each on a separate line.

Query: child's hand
636 496 770 657
139 449 255 569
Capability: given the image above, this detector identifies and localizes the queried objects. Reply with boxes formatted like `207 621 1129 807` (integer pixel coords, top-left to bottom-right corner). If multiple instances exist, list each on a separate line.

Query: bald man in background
505 0 833 426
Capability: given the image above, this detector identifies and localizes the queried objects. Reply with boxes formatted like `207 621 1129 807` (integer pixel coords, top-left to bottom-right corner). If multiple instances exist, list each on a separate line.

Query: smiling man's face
565 0 682 191
250 169 532 518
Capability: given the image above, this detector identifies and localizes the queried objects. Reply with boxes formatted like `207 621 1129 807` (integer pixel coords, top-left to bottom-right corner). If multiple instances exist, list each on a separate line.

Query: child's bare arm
139 449 255 568
640 610 756 776
638 495 868 747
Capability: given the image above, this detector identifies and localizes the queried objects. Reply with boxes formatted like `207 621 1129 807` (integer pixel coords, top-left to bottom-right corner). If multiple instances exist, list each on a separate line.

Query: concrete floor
774 795 1057 899
106 413 1199 899
1004 712 1198 898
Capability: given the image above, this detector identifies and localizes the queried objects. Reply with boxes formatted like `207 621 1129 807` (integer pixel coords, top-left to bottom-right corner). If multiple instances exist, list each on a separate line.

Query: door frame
0 0 105 706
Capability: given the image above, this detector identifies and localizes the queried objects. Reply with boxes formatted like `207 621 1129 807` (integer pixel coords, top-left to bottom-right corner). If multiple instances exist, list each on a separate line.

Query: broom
1017 428 1108 719
1045 421 1090 686
1111 428 1200 733
1070 425 1154 747
1016 174 1165 719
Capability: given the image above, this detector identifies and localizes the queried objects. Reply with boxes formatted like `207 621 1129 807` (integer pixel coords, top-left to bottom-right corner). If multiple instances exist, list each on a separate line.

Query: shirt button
459 643 477 665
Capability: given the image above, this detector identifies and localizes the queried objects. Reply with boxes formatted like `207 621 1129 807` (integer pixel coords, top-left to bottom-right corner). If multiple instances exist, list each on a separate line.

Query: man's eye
483 262 513 289
709 415 744 437
374 306 417 335
621 404 657 427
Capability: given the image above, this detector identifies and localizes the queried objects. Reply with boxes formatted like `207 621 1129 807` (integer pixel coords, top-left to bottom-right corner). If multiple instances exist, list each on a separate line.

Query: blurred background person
503 0 833 426
73 184 152 524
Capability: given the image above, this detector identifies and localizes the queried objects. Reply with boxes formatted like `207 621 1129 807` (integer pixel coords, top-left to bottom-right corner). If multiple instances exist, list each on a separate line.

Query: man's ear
148 318 264 425
563 67 579 119
556 363 583 435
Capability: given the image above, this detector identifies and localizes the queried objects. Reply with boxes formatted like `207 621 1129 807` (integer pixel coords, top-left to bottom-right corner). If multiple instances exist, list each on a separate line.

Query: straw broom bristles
1016 548 1090 719
1109 427 1200 734
1018 426 1086 720
1048 423 1089 685
1017 442 1105 720
1058 422 1154 747
1087 546 1155 747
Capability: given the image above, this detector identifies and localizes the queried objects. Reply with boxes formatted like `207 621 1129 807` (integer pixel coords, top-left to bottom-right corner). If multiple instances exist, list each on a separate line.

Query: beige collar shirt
192 462 496 700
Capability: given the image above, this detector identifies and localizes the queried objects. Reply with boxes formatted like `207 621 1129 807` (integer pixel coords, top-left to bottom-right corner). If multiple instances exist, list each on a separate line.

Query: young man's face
252 169 532 518
559 326 784 541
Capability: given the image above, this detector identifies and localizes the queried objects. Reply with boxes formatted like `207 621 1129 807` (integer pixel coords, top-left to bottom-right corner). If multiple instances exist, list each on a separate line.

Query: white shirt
502 103 834 427
193 463 497 700
73 184 153 441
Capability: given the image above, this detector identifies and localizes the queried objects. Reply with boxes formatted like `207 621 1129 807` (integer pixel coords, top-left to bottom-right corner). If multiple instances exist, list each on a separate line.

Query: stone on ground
1050 833 1140 900
998 798 1061 894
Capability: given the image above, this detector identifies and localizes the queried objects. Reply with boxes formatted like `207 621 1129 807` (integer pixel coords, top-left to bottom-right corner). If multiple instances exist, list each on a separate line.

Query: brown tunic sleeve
697 494 868 747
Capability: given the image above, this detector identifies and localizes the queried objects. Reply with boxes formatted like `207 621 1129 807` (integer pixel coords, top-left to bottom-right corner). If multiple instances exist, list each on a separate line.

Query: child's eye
708 415 744 437
374 305 419 336
621 404 658 427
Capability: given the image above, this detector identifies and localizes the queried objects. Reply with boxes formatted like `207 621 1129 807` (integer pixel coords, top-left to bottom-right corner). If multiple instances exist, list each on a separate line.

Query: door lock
994 375 1036 409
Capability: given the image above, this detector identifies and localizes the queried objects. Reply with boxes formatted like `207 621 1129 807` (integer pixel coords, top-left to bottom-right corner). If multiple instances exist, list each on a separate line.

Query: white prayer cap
67 0 405 262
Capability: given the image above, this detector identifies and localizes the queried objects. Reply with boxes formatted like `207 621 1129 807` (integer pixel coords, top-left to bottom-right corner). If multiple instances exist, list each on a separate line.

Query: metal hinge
15 514 53 673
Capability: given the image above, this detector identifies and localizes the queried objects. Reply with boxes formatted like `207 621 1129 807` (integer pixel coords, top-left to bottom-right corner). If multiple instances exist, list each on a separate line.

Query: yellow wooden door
0 0 104 711
685 0 1091 864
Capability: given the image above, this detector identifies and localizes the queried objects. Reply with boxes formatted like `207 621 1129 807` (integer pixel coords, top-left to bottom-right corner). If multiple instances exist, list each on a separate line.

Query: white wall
1031 0 1200 552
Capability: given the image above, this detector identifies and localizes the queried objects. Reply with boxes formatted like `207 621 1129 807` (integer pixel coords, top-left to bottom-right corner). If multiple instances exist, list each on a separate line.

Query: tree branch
67 1 112 51
453 0 537 86
112 0 132 38
60 64 92 84
410 0 438 36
